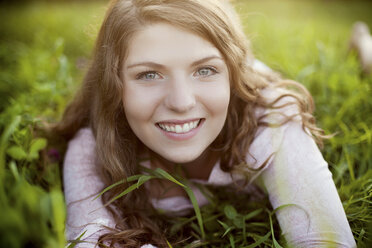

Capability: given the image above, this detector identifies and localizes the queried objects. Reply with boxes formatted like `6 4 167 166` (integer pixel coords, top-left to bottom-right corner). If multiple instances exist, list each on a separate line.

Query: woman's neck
148 148 220 181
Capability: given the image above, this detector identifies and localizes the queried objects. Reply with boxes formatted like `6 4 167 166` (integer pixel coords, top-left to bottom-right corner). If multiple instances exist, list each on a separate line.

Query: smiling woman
122 23 230 165
54 0 357 247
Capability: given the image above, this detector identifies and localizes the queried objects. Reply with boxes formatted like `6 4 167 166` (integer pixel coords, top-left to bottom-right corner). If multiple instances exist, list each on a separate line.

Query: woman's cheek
123 85 159 122
201 83 230 116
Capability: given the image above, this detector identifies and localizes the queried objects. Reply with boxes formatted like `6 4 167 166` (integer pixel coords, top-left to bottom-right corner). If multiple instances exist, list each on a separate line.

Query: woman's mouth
157 119 202 134
156 118 204 141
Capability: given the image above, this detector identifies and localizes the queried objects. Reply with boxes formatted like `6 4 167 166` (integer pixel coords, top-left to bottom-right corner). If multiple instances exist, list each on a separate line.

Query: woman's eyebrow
126 62 165 70
190 55 224 67
126 55 223 70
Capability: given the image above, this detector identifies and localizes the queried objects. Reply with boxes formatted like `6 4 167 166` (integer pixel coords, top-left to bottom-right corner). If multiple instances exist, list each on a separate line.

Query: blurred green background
0 0 371 247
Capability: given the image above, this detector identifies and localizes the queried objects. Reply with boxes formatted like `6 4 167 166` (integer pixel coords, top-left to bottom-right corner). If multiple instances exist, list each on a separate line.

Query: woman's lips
156 118 204 141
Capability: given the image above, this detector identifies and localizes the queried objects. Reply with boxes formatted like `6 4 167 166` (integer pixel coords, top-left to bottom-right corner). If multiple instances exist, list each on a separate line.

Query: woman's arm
63 128 157 248
259 121 356 247
63 128 116 247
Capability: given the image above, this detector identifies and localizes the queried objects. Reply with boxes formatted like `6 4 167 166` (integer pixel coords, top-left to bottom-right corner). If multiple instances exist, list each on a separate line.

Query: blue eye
195 67 218 77
136 71 161 80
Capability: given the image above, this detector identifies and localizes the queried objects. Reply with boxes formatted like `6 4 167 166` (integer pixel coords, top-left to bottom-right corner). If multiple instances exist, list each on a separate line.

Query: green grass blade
267 209 283 248
66 230 86 248
242 215 247 244
136 175 154 188
0 115 21 176
244 208 263 220
154 168 185 188
222 226 235 238
184 185 205 239
229 234 235 248
244 232 271 248
356 228 366 246
217 219 229 229
103 184 140 207
166 239 173 248
93 175 142 201
0 115 21 204
98 176 153 210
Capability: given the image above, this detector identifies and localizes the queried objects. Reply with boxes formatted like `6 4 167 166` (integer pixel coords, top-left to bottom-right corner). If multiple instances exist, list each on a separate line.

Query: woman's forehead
124 23 224 67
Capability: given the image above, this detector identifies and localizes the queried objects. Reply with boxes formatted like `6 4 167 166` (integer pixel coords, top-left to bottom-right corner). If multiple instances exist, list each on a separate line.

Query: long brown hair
55 0 324 246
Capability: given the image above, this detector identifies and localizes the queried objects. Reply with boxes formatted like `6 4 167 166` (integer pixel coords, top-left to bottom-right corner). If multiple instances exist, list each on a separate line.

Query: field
0 0 371 247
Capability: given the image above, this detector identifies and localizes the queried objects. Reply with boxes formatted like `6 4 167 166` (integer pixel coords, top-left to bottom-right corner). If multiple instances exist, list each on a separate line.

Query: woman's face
122 23 230 164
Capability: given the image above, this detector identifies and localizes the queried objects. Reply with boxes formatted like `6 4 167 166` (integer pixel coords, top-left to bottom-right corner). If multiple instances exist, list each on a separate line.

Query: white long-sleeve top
63 89 356 248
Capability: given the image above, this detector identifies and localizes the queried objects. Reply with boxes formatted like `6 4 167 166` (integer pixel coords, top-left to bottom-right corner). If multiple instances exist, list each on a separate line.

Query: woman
57 0 356 247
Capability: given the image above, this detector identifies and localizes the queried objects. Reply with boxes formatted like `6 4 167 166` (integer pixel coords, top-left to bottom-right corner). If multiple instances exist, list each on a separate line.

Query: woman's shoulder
246 86 306 171
66 127 96 155
70 127 94 143
74 127 94 138
255 86 301 122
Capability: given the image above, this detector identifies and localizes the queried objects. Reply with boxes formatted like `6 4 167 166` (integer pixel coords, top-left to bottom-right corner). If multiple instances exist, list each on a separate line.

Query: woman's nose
164 78 196 113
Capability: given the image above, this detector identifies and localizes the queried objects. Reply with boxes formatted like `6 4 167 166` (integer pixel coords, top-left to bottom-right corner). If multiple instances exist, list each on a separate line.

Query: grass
0 0 371 247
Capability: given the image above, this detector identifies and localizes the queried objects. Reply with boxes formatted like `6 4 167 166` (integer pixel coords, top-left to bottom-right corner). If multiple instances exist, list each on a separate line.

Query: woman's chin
149 148 206 166
161 153 202 165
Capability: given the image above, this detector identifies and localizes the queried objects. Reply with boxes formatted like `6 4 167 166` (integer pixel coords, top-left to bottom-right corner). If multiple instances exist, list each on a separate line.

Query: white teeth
175 125 183 133
183 123 190 132
158 119 201 134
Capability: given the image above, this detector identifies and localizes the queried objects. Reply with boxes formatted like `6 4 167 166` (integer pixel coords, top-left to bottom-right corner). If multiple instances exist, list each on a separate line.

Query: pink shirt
63 91 356 247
